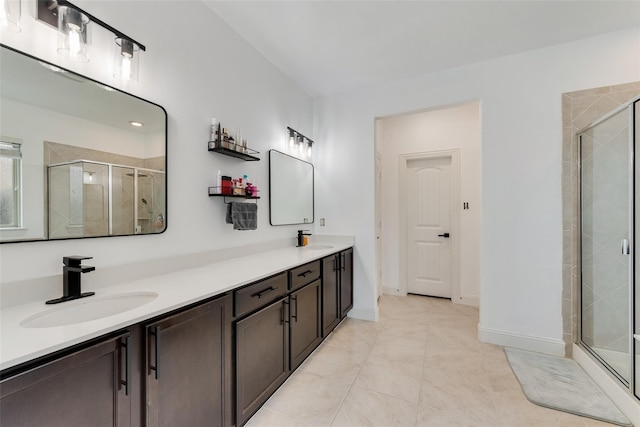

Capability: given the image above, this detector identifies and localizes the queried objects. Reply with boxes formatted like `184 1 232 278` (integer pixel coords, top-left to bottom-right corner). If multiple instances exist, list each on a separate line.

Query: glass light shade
307 143 312 158
0 0 20 33
57 5 89 62
288 131 295 148
113 37 140 82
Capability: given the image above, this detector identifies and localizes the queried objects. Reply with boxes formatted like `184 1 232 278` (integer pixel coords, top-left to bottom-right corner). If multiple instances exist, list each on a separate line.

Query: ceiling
0 46 165 134
204 1 640 98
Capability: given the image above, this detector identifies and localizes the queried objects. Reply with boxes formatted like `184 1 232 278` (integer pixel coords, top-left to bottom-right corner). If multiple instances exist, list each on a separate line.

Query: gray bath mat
504 348 632 426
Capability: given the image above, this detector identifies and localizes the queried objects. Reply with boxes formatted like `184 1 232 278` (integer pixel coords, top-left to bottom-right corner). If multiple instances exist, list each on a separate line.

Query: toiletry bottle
209 118 218 149
216 170 222 194
222 176 232 195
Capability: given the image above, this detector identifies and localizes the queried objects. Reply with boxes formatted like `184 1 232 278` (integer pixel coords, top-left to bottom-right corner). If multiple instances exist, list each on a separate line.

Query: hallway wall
313 26 640 354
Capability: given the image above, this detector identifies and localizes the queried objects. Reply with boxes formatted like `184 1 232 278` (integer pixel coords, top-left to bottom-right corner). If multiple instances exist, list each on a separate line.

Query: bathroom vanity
0 242 353 427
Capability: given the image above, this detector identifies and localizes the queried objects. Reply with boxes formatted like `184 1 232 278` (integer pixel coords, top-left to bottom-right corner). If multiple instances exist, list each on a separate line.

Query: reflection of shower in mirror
47 160 166 238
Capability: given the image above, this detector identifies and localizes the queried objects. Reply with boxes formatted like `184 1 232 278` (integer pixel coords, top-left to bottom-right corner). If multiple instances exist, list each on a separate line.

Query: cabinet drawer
235 273 288 317
289 260 321 291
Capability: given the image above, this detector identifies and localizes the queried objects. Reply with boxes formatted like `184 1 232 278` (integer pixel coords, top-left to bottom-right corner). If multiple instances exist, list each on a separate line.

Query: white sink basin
306 245 334 250
21 292 158 328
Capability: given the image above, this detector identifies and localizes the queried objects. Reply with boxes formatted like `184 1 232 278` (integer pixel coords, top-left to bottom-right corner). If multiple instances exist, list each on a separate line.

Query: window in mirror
0 141 22 229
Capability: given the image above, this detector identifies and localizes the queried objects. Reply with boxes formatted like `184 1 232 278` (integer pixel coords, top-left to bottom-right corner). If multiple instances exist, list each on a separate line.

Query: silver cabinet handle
622 239 630 255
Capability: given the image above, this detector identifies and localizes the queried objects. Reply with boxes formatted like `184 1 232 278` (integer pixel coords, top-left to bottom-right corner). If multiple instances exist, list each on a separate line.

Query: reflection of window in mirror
0 140 22 229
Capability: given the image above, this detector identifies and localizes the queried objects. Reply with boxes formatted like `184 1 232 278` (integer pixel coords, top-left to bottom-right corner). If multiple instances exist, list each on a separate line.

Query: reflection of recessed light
130 121 143 127
39 61 65 73
95 82 116 92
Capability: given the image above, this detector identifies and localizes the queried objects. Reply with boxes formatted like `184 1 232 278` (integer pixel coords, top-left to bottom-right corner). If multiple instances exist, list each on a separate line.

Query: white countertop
0 239 353 371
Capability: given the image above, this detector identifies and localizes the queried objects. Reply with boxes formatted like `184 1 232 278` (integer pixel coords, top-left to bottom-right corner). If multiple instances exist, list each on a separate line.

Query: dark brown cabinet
339 248 354 318
322 254 341 337
235 297 290 427
145 294 232 427
290 279 322 370
1 248 353 427
321 249 354 337
235 263 323 426
0 332 132 427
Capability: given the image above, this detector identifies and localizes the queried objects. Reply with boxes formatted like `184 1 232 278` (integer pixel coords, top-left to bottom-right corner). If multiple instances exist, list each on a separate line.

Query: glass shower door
634 100 639 400
580 106 632 385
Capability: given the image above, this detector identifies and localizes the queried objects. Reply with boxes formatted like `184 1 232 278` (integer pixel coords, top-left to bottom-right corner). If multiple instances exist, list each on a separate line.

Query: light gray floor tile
247 294 612 427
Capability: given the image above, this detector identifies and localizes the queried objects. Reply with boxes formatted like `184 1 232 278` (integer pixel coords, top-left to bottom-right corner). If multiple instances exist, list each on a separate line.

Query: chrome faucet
46 256 96 304
297 230 312 247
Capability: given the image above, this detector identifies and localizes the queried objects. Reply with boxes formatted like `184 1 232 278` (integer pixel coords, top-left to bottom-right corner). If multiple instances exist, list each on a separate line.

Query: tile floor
246 294 616 427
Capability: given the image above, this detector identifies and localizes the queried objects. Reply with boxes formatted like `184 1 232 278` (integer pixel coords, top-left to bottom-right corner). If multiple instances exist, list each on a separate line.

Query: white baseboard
382 286 405 296
573 344 640 426
478 326 565 356
456 295 479 307
382 287 478 308
347 305 379 322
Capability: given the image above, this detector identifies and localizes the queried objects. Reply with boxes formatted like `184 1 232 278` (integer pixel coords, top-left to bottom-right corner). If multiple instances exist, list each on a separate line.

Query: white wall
376 102 481 305
314 26 640 352
0 1 313 284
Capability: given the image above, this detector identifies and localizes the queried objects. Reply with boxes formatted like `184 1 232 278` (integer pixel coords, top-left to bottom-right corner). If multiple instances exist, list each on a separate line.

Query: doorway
400 150 460 300
375 102 480 304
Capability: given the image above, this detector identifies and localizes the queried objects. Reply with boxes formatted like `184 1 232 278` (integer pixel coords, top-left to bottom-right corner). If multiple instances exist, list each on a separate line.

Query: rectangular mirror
0 44 167 243
269 150 313 225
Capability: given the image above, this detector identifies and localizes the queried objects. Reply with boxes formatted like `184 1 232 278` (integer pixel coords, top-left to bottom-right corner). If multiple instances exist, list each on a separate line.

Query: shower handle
622 239 630 255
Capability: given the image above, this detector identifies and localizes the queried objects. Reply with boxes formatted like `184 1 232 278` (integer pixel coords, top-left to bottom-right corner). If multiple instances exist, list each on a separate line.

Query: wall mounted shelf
208 143 260 161
208 188 260 203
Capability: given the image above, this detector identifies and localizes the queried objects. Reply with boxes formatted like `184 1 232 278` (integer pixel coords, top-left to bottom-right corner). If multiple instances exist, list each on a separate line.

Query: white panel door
407 157 451 298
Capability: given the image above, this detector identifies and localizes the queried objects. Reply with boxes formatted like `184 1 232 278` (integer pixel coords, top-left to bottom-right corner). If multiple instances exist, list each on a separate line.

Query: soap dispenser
297 230 312 247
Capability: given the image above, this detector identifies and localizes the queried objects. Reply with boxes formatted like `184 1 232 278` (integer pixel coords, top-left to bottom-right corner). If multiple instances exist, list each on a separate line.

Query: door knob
438 233 450 238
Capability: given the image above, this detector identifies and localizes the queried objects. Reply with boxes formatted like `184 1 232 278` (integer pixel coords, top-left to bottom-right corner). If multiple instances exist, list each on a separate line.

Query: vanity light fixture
286 127 314 159
57 4 89 62
288 128 296 148
114 37 140 82
1 0 21 33
37 0 146 77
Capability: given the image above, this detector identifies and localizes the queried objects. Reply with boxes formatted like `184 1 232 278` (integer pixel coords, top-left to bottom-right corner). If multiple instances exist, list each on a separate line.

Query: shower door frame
577 96 638 398
47 159 164 238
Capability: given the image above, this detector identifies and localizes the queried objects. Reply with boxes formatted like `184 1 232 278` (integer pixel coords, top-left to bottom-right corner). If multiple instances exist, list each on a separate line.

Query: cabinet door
236 298 289 427
290 279 322 370
321 254 340 337
340 248 354 318
146 294 232 427
1 332 132 427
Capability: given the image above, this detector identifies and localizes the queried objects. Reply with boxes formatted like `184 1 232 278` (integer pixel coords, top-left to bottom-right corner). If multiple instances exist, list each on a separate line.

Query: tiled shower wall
44 142 165 238
562 82 640 356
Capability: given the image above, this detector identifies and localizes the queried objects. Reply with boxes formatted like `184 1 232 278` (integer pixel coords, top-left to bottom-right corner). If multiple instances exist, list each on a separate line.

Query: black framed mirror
269 149 313 225
0 44 167 243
